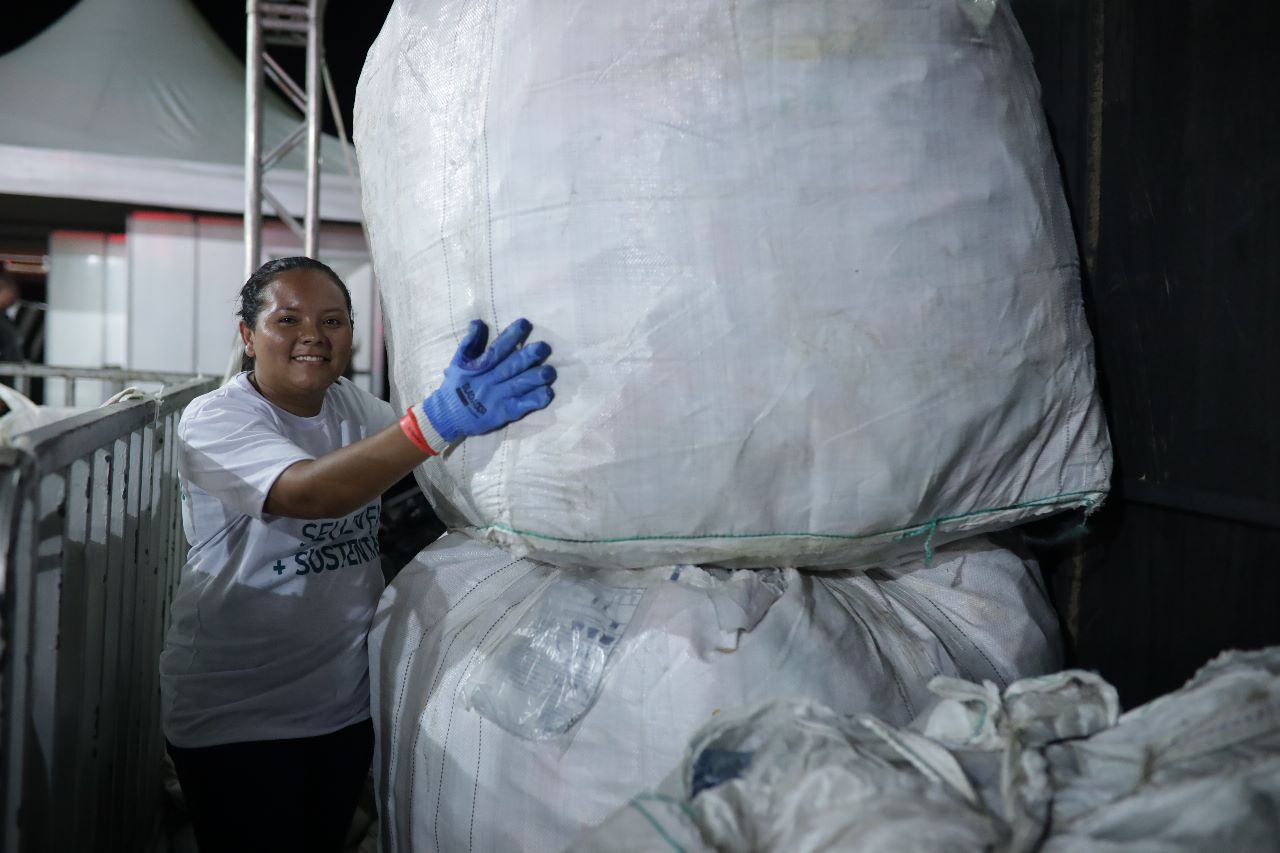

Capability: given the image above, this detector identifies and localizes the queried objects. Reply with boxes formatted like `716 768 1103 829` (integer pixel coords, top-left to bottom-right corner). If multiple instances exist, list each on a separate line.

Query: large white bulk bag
355 0 1112 569
368 534 1061 852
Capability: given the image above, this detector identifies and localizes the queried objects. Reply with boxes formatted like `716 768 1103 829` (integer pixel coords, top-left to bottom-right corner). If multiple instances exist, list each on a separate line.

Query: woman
159 256 556 852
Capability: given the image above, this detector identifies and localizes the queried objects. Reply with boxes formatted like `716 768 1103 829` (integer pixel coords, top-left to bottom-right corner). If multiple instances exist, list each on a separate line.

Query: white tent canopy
0 0 361 222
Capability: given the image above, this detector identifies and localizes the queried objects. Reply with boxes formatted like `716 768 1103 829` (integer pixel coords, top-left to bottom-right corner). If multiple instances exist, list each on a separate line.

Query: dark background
1009 0 1280 707
4 1 1278 708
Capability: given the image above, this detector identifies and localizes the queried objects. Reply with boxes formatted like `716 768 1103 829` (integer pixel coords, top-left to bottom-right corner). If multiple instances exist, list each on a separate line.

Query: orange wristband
399 409 438 456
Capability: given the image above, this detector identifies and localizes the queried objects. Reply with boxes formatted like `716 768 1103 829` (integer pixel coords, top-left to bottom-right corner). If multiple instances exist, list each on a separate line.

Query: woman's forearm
263 423 432 519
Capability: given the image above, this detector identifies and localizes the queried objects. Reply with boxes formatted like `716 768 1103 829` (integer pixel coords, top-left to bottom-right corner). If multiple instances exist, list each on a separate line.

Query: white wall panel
46 231 125 405
104 237 128 369
194 217 243 377
127 213 196 373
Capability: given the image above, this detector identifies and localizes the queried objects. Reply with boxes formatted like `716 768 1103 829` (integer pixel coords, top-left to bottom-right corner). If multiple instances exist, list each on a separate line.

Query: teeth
293 356 325 362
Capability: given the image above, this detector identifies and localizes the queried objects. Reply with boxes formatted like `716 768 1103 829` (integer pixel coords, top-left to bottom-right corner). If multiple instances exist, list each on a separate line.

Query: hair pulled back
238 256 353 371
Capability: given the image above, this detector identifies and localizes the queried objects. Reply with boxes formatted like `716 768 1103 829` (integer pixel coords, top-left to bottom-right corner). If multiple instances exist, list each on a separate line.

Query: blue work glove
415 318 556 450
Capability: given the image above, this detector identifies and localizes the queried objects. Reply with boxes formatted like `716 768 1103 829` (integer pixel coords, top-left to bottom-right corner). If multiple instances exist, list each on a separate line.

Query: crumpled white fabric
1043 648 1280 852
570 648 1280 852
0 384 85 443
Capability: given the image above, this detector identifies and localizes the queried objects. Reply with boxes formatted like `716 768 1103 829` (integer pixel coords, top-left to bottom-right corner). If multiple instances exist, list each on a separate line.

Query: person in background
0 272 25 388
159 256 557 853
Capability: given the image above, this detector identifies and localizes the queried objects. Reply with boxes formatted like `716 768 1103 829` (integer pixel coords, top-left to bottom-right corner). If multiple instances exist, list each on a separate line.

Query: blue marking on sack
690 748 754 797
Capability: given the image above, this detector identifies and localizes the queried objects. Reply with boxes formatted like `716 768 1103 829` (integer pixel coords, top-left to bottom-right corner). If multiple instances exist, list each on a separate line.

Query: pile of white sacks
570 648 1280 852
354 0 1112 849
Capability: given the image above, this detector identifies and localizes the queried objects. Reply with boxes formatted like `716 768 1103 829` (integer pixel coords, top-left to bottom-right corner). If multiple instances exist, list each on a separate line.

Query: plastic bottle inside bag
467 572 646 740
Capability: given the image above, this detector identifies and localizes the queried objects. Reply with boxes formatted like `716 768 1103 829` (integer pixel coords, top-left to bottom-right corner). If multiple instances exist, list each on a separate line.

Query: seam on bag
627 797 691 853
864 571 942 689
470 717 483 851
439 23 461 352
420 559 525 831
1161 703 1280 762
821 578 918 719
868 590 919 719
642 793 700 825
396 557 520 791
481 0 499 336
468 489 1106 546
478 1 511 540
870 568 1009 690
392 558 498 853
400 556 521 850
432 595 526 851
922 597 1007 689
439 8 465 485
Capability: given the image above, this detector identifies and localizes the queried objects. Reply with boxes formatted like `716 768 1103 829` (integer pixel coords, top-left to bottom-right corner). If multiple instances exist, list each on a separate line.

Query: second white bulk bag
368 534 1061 852
355 0 1112 569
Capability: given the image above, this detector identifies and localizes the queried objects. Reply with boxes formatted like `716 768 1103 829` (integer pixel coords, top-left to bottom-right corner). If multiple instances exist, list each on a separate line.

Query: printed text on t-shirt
300 505 381 542
269 505 383 577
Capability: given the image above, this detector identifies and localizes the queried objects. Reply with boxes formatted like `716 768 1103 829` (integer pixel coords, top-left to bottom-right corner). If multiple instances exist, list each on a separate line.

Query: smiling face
240 268 353 416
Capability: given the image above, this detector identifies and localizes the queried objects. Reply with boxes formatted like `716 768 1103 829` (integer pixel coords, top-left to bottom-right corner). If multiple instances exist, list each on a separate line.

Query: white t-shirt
160 373 397 748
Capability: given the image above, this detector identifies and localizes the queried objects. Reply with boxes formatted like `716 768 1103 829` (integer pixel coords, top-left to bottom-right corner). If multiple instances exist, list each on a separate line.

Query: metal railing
0 366 218 853
2 363 192 408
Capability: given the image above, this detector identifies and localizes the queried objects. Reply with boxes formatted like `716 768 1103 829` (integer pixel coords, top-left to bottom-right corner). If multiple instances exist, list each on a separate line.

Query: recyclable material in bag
571 649 1280 853
467 573 645 739
368 533 1061 852
355 0 1112 570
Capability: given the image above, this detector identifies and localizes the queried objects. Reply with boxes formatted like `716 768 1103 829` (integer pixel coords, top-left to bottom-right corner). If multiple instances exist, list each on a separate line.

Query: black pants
168 718 374 853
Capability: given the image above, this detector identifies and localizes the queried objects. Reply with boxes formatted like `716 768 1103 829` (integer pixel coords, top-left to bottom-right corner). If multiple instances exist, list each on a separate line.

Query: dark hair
238 256 353 371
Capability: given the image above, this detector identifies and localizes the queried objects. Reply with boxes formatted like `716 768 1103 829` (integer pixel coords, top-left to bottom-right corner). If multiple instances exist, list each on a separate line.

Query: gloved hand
413 318 556 451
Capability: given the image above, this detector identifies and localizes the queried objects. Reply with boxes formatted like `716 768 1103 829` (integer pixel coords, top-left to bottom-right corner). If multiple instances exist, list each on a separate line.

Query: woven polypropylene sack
368 533 1061 852
355 0 1112 569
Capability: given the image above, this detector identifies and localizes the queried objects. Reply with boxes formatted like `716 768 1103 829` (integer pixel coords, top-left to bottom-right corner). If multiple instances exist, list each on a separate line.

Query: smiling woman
158 256 559 853
239 257 356 416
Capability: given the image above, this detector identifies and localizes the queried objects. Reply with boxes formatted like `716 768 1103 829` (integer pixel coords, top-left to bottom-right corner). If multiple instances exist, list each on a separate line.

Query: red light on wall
129 211 195 223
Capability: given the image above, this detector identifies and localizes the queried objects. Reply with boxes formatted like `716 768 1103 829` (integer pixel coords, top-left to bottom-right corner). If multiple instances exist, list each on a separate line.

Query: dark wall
1011 0 1280 707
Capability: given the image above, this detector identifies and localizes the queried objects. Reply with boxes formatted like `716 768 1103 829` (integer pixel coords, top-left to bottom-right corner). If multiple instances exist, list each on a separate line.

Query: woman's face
240 268 353 415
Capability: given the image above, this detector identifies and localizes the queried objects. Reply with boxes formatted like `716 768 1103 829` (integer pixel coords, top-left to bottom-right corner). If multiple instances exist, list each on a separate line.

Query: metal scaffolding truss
244 0 327 276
